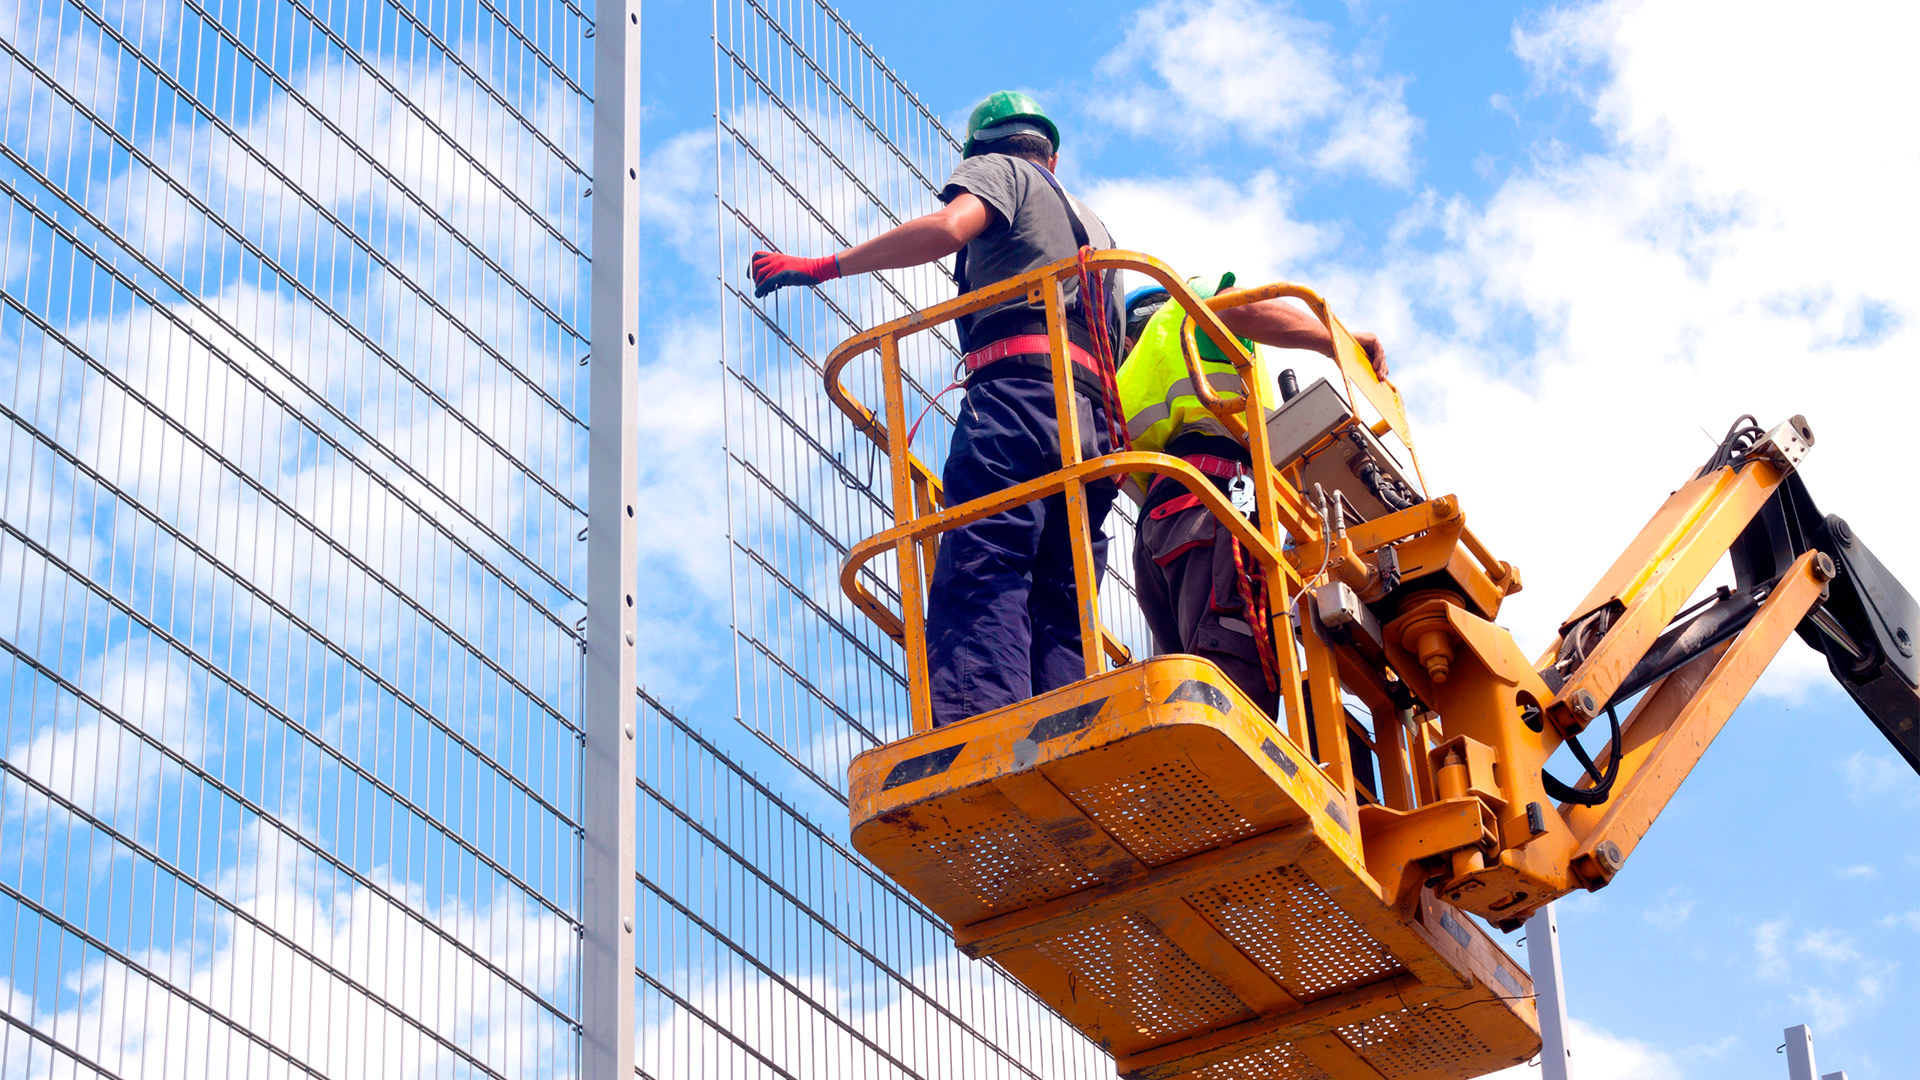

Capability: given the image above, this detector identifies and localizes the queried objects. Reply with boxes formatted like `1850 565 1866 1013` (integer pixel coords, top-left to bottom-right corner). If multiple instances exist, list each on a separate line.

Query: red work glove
750 251 842 297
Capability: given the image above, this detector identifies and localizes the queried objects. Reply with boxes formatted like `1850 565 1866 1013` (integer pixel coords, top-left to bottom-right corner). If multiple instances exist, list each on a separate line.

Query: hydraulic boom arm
1353 415 1920 927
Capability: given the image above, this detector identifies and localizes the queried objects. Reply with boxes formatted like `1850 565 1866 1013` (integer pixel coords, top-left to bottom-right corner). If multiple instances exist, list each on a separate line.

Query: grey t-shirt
938 154 1124 353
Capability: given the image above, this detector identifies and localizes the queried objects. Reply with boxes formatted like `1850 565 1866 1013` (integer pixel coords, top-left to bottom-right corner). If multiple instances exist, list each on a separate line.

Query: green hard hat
964 90 1060 158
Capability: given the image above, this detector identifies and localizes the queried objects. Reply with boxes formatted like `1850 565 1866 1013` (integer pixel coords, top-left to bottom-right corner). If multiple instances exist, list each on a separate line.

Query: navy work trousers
1133 488 1280 719
926 374 1116 728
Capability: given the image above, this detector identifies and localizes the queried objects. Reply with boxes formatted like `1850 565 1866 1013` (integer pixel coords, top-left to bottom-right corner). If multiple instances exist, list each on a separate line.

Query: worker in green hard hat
751 90 1125 729
1117 275 1385 716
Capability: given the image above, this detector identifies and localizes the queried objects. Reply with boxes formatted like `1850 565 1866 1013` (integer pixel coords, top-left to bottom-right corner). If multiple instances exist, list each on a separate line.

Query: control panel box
1266 377 1421 522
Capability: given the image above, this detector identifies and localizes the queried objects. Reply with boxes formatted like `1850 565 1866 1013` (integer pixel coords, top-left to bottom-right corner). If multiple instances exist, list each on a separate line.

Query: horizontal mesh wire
637 691 1110 1080
1 0 589 1073
715 0 1152 803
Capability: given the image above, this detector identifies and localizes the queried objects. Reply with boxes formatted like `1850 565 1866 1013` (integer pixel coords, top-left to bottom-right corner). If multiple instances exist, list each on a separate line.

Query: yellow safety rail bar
824 250 1349 759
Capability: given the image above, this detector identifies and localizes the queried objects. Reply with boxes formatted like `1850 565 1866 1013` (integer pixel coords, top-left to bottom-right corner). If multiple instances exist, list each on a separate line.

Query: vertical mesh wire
0 0 591 1074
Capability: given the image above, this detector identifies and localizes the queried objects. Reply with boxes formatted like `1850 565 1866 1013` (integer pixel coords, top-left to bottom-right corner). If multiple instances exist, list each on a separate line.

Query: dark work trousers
927 373 1116 728
1133 485 1281 718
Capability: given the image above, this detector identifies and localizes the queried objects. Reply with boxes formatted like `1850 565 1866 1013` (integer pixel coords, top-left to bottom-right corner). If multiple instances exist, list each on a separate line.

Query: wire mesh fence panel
0 0 593 1074
636 690 1111 1080
647 0 1149 1077
712 0 1151 805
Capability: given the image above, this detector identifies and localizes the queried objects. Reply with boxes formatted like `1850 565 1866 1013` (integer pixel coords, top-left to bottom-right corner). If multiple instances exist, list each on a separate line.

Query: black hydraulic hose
1613 585 1765 701
1542 704 1623 807
1544 580 1773 807
1695 413 1767 477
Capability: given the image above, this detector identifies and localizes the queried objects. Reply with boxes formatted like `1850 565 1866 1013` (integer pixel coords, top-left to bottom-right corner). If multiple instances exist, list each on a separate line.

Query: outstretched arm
751 195 994 296
1218 297 1388 378
839 194 993 274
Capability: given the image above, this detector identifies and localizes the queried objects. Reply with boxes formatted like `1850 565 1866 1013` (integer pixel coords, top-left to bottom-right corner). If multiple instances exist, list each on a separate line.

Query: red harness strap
1075 246 1130 455
1182 453 1249 480
961 334 1101 376
1144 453 1251 514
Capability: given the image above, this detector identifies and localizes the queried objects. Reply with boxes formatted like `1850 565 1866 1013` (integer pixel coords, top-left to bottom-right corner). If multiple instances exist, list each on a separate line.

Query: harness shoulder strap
1016 156 1094 250
1014 158 1119 341
954 157 1091 297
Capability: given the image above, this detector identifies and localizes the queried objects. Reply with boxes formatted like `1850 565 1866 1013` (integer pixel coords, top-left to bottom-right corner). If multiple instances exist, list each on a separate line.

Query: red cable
1231 535 1280 692
905 379 966 446
1075 246 1130 455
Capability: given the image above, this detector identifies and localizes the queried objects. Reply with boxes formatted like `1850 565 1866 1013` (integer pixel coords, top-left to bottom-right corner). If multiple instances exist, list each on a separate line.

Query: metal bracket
1750 413 1814 471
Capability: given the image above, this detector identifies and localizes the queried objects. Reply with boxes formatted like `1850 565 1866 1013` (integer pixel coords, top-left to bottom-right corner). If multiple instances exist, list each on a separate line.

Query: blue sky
0 0 1909 1073
628 2 1920 1078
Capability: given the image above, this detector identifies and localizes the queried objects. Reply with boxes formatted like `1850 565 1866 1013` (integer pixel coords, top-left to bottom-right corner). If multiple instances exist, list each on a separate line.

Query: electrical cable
1309 483 1336 587
1695 412 1767 477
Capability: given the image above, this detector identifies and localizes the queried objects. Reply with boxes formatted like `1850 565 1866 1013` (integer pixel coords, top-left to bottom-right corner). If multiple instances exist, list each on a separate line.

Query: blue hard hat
1124 285 1171 336
1125 284 1170 313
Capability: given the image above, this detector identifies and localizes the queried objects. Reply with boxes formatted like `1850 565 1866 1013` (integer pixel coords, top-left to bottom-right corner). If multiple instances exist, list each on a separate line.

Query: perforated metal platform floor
850 656 1540 1080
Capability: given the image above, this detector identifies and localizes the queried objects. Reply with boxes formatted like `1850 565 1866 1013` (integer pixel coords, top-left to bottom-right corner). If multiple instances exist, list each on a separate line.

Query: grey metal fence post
585 0 641 1074
1784 1024 1817 1080
1525 903 1575 1080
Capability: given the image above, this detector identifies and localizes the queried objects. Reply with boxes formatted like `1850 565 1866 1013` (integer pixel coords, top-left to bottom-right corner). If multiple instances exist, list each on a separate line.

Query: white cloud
1842 750 1920 806
1482 1016 1687 1080
1877 911 1920 932
1752 917 1893 1032
1 23 592 1075
1314 76 1420 184
1090 0 1421 185
1641 888 1696 930
1754 917 1791 981
634 318 728 598
639 129 719 271
1094 0 1918 671
0 818 575 1080
3 649 198 846
1085 170 1338 288
1796 928 1864 966
0 0 123 163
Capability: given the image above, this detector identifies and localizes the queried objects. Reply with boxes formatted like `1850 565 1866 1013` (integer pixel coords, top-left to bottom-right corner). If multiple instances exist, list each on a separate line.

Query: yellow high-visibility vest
1118 272 1271 495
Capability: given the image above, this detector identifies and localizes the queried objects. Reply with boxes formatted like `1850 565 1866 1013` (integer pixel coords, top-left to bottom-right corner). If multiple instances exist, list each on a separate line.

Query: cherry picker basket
850 657 1537 1079
823 251 1540 1079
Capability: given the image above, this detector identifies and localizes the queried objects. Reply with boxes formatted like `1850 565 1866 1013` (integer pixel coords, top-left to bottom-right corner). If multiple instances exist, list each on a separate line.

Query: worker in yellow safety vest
1118 273 1385 715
